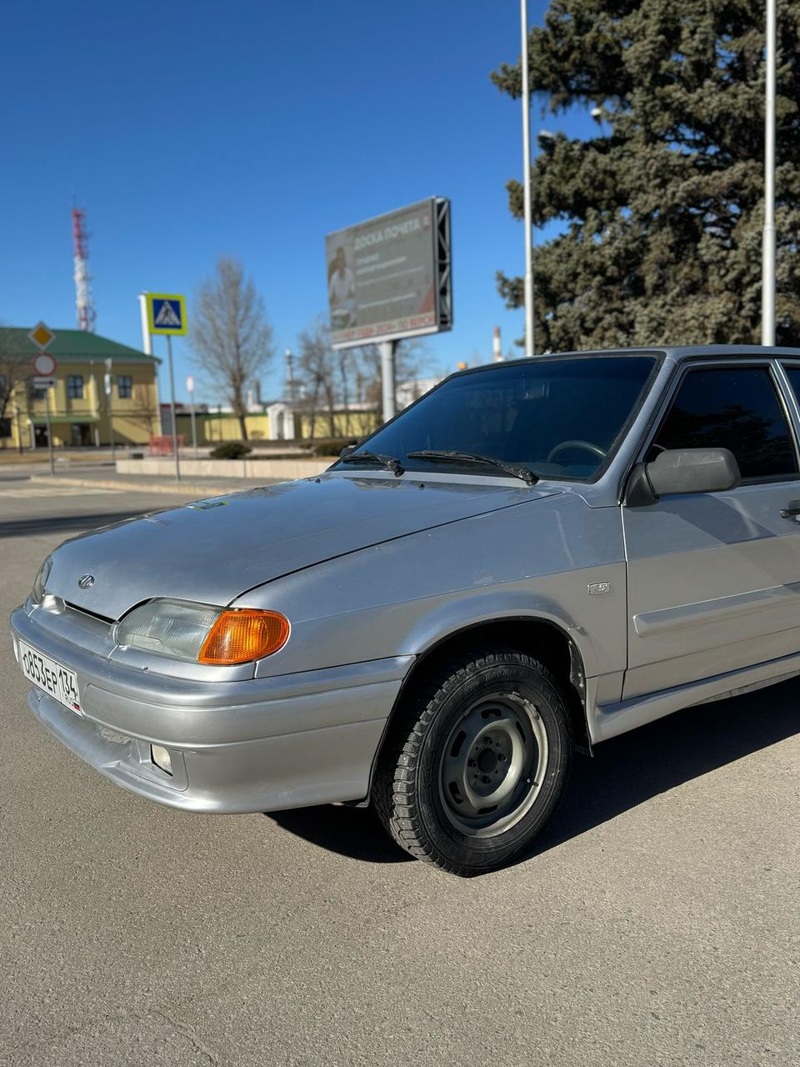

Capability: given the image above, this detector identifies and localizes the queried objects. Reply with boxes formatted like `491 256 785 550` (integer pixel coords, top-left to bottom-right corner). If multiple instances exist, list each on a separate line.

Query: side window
653 367 798 481
782 367 800 411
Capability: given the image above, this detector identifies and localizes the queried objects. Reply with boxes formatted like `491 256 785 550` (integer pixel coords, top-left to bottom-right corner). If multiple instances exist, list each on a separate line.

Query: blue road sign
147 293 187 335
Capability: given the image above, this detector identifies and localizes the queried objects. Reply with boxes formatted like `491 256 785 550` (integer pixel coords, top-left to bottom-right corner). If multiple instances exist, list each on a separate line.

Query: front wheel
374 649 572 875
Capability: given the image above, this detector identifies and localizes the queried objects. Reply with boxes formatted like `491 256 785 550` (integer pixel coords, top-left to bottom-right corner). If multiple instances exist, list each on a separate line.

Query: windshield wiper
406 450 538 486
339 449 405 477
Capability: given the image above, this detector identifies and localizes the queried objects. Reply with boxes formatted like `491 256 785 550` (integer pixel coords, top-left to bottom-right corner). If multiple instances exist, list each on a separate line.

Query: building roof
0 327 160 364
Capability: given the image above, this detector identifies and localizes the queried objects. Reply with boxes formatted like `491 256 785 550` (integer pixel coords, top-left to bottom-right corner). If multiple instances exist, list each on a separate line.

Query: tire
374 648 572 876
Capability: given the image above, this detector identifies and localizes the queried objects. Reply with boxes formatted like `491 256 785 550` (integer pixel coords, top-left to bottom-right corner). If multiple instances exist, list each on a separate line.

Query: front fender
237 496 627 684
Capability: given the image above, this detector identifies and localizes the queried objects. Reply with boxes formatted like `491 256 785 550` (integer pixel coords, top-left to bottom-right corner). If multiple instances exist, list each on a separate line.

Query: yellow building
0 328 159 449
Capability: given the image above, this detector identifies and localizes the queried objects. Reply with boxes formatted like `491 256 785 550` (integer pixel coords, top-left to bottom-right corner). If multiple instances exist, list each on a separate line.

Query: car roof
455 344 800 377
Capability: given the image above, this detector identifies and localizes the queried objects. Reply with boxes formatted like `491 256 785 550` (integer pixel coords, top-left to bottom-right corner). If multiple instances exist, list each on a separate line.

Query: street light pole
521 0 535 356
166 335 181 481
762 0 776 346
104 358 115 463
186 374 198 456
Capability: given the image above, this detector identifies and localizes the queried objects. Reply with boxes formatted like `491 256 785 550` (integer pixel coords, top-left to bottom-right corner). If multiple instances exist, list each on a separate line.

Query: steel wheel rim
437 690 549 838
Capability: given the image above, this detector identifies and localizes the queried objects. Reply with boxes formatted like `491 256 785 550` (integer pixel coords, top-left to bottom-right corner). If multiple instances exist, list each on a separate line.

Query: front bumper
10 606 410 814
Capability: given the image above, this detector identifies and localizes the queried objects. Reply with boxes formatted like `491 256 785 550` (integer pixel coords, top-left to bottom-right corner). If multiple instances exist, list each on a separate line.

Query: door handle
780 500 800 519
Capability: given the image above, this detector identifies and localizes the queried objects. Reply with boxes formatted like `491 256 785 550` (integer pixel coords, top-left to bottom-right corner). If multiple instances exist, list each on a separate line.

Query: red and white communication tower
71 207 97 332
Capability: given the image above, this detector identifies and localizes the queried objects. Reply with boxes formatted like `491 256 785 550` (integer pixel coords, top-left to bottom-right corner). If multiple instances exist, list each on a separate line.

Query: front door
622 361 800 700
70 423 91 447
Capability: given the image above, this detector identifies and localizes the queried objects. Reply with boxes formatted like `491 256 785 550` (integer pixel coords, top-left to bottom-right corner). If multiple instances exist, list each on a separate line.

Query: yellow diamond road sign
29 322 55 349
146 293 187 336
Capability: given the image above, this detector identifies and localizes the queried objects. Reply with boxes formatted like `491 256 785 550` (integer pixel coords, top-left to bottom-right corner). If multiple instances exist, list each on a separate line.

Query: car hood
44 473 561 620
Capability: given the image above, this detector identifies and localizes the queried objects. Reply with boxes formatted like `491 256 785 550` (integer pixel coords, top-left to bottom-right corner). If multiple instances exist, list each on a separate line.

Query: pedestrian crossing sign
147 293 187 335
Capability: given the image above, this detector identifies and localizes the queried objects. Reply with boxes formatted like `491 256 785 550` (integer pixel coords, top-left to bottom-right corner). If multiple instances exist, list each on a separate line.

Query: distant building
0 328 159 449
396 376 442 410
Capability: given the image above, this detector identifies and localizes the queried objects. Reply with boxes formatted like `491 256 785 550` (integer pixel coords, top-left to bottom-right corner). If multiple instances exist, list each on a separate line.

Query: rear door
622 359 800 700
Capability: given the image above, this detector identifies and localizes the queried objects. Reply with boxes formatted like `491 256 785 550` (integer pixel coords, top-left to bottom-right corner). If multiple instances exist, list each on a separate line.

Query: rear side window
653 366 798 480
781 368 800 413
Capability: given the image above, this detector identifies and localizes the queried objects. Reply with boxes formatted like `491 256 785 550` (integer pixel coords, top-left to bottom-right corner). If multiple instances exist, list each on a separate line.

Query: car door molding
633 580 800 637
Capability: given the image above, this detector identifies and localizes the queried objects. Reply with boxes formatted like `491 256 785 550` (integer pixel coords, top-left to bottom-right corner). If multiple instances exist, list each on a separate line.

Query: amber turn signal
198 609 290 665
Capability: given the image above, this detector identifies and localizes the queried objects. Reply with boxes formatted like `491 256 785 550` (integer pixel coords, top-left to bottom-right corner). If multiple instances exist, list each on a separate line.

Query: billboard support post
379 340 396 423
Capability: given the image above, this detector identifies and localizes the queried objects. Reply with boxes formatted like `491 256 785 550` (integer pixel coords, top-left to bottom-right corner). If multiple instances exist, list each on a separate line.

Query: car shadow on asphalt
267 805 412 864
266 677 799 871
523 676 799 864
0 510 158 539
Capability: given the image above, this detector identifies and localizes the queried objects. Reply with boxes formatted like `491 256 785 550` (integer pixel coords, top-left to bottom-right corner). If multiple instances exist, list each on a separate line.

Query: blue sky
1 1 591 405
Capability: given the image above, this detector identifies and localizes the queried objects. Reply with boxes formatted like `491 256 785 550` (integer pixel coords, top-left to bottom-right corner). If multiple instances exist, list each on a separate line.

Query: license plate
19 641 81 714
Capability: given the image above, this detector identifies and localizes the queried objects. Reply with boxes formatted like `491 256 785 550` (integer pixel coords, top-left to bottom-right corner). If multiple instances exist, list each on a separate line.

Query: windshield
335 355 657 481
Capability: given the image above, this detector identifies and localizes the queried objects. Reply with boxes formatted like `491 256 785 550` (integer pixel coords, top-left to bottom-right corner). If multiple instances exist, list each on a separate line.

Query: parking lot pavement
1 485 797 1067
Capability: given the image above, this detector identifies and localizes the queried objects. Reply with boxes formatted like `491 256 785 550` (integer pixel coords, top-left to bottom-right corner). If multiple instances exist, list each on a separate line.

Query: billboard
326 197 452 349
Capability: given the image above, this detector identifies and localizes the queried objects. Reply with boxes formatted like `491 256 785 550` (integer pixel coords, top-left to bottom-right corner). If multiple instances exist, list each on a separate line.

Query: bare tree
296 319 336 439
292 322 440 439
0 328 31 451
335 346 353 437
124 384 160 440
190 258 274 440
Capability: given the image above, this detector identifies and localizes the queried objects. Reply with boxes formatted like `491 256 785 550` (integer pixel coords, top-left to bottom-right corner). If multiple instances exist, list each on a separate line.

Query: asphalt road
1 481 797 1067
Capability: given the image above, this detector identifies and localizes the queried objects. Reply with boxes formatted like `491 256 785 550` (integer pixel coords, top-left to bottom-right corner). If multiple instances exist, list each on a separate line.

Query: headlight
32 557 53 604
116 600 289 665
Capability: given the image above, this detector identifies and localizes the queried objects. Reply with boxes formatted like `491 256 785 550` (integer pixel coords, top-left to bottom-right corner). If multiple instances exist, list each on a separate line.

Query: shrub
209 442 253 460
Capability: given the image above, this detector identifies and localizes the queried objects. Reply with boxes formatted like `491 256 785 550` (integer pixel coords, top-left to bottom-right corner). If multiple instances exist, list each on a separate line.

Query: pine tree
492 0 800 351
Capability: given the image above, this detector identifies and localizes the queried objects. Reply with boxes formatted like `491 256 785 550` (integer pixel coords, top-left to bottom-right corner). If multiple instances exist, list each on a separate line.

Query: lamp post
762 0 776 345
104 358 115 463
186 374 198 456
521 0 535 356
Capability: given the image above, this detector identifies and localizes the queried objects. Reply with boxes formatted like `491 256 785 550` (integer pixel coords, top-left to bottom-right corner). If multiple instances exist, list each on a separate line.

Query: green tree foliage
492 0 800 351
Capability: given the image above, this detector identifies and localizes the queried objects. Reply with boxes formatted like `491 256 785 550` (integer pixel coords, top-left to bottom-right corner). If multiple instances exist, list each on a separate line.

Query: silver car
11 346 800 875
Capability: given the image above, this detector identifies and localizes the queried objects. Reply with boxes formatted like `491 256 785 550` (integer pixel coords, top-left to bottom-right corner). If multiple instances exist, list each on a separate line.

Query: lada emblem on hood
78 574 95 589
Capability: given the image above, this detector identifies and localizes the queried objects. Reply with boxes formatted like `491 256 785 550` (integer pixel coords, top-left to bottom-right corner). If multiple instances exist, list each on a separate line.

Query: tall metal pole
762 0 776 346
521 0 535 356
139 292 160 431
138 293 153 356
45 386 55 475
166 335 181 481
186 375 198 456
105 359 115 463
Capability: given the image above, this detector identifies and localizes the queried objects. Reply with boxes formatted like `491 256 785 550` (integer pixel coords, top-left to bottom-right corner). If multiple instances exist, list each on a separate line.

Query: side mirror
626 448 741 506
339 444 357 459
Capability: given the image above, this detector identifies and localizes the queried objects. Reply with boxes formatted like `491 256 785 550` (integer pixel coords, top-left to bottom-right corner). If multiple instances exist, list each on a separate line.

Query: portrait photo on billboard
327 244 357 329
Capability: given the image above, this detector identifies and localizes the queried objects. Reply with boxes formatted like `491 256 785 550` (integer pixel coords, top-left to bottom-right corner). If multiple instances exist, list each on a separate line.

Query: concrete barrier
116 456 333 480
